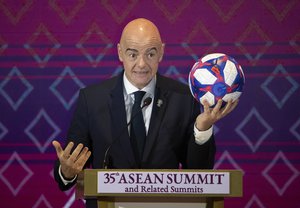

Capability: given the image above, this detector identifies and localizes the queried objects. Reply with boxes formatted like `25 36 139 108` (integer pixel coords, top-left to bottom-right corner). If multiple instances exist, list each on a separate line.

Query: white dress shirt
123 73 155 134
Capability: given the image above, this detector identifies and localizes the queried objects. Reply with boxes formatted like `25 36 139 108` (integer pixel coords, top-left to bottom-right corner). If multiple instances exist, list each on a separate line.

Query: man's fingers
216 99 223 109
76 150 91 169
202 100 210 113
69 143 84 162
227 99 239 114
212 99 223 114
52 140 63 157
64 142 74 158
77 147 88 160
221 100 233 114
223 99 238 114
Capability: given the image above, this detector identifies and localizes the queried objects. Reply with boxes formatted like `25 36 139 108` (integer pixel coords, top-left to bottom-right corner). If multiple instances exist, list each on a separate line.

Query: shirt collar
123 73 156 97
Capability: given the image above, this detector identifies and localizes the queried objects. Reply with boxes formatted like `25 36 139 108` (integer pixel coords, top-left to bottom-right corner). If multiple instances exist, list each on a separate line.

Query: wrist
195 122 212 131
60 166 75 180
58 165 77 185
61 171 75 181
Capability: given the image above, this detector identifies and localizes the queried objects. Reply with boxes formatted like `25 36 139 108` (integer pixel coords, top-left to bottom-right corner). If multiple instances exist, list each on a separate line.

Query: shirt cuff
194 124 213 145
58 165 77 185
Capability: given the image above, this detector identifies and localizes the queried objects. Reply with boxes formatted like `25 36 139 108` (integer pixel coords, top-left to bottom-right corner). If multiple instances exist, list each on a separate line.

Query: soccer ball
188 53 245 107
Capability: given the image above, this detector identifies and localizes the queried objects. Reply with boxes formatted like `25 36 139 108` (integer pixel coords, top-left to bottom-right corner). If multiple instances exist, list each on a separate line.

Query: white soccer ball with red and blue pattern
188 53 245 107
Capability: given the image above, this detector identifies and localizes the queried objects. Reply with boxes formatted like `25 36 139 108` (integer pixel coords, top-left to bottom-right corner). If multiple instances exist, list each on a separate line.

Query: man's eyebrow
125 47 158 53
146 47 158 52
125 48 138 53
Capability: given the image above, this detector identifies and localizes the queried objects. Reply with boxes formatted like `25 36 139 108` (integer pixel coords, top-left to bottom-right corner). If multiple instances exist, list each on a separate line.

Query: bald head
120 18 162 46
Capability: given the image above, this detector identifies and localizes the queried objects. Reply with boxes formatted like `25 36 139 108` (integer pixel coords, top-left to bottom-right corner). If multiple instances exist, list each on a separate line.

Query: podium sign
76 169 242 208
97 171 230 195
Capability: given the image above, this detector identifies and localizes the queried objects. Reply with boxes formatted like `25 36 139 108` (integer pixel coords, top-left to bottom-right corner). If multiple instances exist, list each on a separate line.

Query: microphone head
143 97 152 107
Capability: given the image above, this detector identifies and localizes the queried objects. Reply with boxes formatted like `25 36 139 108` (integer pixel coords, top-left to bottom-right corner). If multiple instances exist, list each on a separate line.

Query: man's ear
117 43 123 62
159 43 165 62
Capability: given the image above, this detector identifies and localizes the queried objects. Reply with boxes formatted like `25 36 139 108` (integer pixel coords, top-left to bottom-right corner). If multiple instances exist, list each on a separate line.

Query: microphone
102 97 152 169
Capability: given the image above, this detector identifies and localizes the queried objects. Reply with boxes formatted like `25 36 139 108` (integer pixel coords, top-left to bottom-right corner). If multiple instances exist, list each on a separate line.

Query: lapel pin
157 99 163 107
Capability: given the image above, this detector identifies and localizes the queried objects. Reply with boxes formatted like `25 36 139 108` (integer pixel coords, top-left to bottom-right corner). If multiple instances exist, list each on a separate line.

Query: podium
76 169 242 208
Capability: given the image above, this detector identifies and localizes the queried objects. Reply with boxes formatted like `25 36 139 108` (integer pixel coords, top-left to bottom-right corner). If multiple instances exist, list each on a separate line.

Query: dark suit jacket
54 72 216 207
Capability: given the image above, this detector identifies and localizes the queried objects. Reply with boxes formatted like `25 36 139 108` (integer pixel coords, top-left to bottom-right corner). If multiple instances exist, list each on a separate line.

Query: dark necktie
130 91 146 163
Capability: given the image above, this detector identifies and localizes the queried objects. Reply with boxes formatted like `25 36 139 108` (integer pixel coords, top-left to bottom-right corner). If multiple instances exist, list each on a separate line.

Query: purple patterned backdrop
0 0 300 207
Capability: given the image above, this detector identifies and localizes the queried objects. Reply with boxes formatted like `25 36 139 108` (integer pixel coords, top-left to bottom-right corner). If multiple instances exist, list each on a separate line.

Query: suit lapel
109 74 137 167
143 75 169 162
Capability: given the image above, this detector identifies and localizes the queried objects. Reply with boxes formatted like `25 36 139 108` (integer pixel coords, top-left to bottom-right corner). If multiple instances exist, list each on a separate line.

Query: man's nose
137 55 146 68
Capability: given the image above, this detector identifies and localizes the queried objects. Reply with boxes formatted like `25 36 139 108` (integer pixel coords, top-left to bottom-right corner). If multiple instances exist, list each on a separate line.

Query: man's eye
129 53 137 59
148 52 156 58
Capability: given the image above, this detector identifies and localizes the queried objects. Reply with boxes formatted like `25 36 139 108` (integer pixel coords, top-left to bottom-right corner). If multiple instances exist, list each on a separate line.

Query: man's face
118 36 164 89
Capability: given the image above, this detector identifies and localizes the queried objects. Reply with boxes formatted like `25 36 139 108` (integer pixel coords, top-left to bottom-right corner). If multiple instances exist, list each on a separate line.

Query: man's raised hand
196 99 239 131
52 140 91 179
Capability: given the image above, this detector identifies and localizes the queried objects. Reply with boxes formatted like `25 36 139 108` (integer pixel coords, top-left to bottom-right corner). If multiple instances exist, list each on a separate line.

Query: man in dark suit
52 18 238 207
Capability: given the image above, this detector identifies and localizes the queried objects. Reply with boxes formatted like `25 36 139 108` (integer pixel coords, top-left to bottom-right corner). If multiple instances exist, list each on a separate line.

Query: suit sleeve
187 134 216 169
53 89 92 191
186 99 216 169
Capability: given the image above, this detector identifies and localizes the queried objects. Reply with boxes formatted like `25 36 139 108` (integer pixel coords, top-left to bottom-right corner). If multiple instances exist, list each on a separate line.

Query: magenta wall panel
0 1 300 207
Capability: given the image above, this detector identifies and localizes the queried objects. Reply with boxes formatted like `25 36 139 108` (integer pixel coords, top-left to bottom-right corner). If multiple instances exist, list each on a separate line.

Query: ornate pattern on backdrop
0 0 300 207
